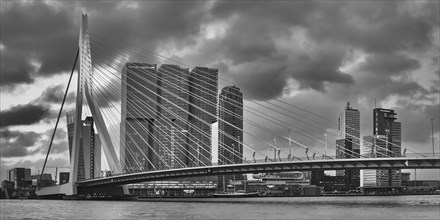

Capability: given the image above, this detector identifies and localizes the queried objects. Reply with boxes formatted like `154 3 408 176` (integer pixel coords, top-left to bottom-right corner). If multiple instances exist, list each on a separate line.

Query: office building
217 86 243 191
362 108 402 187
66 112 101 180
362 135 402 187
156 64 190 169
373 108 402 157
8 168 31 189
336 102 360 189
218 86 243 165
120 63 158 172
121 63 219 171
338 102 361 148
188 67 218 167
336 102 360 161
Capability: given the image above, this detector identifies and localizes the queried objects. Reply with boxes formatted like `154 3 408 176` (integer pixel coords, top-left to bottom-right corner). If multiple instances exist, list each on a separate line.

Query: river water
1 195 439 219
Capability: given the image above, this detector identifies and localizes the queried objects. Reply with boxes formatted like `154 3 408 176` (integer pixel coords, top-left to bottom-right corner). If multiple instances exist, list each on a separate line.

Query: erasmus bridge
36 14 440 198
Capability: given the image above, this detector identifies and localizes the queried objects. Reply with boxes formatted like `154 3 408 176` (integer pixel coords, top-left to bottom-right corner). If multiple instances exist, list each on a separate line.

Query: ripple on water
1 195 439 220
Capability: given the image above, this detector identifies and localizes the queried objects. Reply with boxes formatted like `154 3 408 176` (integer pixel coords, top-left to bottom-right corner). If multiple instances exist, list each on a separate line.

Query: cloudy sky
1 0 439 181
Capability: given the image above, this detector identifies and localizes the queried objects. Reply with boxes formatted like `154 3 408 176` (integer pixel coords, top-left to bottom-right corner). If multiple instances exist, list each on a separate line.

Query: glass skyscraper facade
188 67 218 167
217 85 244 191
121 63 219 170
336 102 360 189
156 64 190 169
362 108 402 187
66 112 101 180
337 101 361 158
218 85 243 165
120 63 158 172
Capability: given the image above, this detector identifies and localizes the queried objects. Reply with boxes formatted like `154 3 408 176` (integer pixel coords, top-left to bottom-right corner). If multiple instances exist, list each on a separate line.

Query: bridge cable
39 48 79 186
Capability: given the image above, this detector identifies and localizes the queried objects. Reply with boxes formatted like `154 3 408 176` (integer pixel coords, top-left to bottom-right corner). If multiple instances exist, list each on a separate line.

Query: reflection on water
1 195 439 220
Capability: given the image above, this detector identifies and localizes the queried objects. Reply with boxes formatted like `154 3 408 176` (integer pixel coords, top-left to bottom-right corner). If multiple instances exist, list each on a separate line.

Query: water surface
1 195 439 219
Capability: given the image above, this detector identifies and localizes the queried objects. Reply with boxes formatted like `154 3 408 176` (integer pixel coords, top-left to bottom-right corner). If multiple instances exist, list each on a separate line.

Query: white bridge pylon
69 13 121 195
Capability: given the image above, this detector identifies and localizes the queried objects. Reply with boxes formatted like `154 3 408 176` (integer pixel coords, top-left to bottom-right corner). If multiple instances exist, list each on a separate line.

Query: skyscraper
121 63 219 170
337 101 360 158
66 113 101 180
120 63 158 172
217 86 243 191
188 67 218 167
218 85 243 165
362 108 402 187
336 102 360 189
156 64 190 169
373 108 401 157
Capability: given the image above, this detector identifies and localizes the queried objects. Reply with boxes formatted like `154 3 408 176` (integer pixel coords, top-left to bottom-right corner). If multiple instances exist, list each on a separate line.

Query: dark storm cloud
83 0 209 69
1 1 78 89
288 45 354 92
0 129 41 157
394 103 440 144
0 103 51 128
44 128 67 141
234 57 288 100
305 1 439 54
49 140 69 155
1 1 210 90
0 51 35 89
1 0 438 150
359 54 421 76
38 129 69 155
0 82 80 129
37 84 76 104
207 1 358 98
0 127 68 161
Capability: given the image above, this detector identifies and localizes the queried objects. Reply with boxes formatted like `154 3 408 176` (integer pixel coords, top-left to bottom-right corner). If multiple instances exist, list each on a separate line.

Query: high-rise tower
362 108 402 187
335 102 360 189
218 85 243 191
156 64 190 169
188 67 218 167
66 113 101 180
120 63 158 172
373 108 401 157
218 86 243 165
337 101 360 158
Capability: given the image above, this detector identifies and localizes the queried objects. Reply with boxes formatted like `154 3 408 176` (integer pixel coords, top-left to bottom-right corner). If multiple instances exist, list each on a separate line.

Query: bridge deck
77 157 440 187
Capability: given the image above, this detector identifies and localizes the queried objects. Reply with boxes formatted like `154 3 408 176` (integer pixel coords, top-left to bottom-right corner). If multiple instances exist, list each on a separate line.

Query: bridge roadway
78 157 440 187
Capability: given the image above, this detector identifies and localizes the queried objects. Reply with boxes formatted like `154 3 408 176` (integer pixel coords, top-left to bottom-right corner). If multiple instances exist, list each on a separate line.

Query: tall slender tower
373 108 402 186
188 67 218 167
373 108 402 157
218 86 244 165
120 63 158 172
218 85 243 191
336 102 360 189
337 102 360 157
156 64 190 169
65 112 101 180
362 108 402 187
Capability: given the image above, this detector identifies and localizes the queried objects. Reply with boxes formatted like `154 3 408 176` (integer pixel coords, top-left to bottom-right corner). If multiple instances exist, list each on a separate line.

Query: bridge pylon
37 13 128 198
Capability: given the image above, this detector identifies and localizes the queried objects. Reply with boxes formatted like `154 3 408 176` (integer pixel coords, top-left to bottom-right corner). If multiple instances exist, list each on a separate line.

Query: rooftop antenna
374 98 377 109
